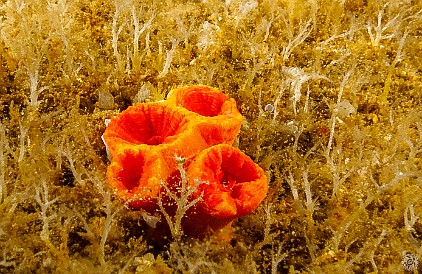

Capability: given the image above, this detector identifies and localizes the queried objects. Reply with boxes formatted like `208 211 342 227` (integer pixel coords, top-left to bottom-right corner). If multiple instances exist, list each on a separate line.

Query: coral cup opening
104 103 188 149
188 144 268 219
165 85 244 146
107 148 167 210
166 86 230 117
114 151 145 191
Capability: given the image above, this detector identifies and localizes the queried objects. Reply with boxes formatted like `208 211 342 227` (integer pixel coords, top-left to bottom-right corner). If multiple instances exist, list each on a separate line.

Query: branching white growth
74 167 132 267
238 0 258 18
253 202 287 273
94 175 126 267
380 29 408 104
0 122 7 203
276 66 328 117
197 21 219 51
189 61 219 85
254 203 286 273
344 229 387 271
263 203 273 242
369 229 388 272
111 8 126 72
303 85 311 114
374 171 416 194
157 160 204 241
34 176 58 244
327 145 356 199
167 240 215 272
174 14 193 47
10 0 26 13
243 54 270 91
271 242 286 274
367 4 402 47
73 209 97 248
27 68 49 108
58 139 82 183
330 220 353 251
158 37 180 78
118 250 145 274
263 18 273 41
384 28 407 67
157 14 193 78
281 16 313 60
286 171 299 201
302 169 314 211
318 24 358 51
403 134 422 160
325 68 353 159
56 131 135 266
255 0 281 42
253 202 278 251
286 164 318 261
404 204 419 232
84 50 97 71
46 0 74 77
260 13 281 42
17 119 29 163
271 83 284 123
1 1 52 108
131 6 154 74
111 0 155 74
290 122 305 153
232 0 258 27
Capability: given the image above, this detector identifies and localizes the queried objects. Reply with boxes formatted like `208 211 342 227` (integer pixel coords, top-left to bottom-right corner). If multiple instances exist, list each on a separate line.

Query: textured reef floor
0 0 421 273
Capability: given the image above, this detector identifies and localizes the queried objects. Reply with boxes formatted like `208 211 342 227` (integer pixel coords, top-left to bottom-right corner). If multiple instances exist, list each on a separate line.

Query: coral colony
103 86 268 240
2 0 421 271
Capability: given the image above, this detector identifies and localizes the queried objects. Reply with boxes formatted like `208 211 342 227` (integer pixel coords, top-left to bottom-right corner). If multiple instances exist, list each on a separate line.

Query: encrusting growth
102 85 268 239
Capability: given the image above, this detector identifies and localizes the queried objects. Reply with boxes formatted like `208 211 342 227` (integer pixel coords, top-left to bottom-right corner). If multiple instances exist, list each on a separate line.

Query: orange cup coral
103 85 268 239
165 85 244 146
106 147 169 210
183 144 268 237
103 102 210 209
102 102 209 160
